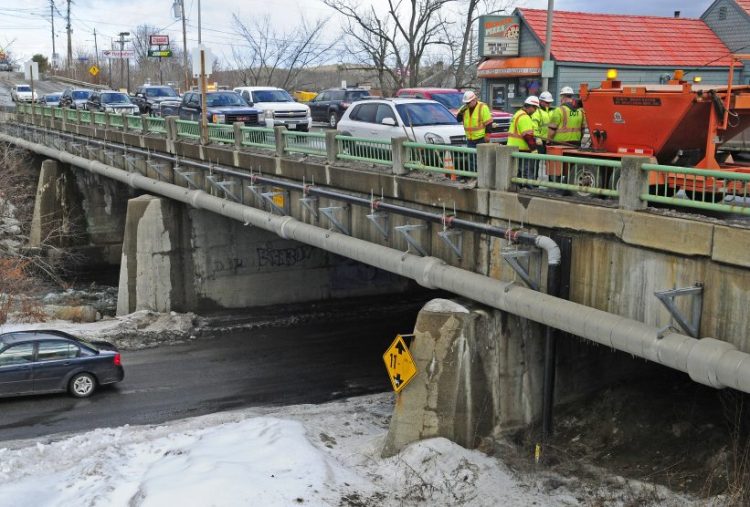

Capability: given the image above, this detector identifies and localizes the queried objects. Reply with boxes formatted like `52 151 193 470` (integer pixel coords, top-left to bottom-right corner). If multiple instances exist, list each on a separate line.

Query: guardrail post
618 155 650 211
391 136 408 175
477 143 498 189
495 144 519 191
234 122 245 149
274 126 286 157
89 110 96 126
165 116 178 142
104 111 111 129
325 130 338 164
61 107 68 130
121 112 130 132
141 114 149 134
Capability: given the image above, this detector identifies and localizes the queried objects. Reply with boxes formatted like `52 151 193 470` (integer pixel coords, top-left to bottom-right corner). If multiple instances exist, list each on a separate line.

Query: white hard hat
539 91 554 103
524 95 540 107
560 86 575 96
462 90 478 103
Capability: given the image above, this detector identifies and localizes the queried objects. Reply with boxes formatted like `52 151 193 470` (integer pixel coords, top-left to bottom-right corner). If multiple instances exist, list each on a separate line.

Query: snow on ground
0 393 701 507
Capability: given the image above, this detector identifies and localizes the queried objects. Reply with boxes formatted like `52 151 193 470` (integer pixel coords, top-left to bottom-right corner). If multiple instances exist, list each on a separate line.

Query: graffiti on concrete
256 245 315 268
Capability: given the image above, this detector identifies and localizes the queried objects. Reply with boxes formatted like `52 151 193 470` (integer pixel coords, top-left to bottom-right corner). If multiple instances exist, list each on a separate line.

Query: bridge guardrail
336 135 392 166
10 108 750 218
283 130 326 156
404 142 477 178
511 152 622 197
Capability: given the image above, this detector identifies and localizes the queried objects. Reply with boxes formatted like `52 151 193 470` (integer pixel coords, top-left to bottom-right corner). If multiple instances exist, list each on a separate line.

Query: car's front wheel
328 111 339 128
69 372 96 398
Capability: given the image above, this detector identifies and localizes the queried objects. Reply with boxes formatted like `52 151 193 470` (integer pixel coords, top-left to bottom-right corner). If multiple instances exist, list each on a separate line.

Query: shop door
490 84 508 112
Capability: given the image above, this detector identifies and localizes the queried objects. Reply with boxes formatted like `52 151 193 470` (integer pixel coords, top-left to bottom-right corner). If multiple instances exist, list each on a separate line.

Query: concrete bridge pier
117 195 413 315
30 159 128 268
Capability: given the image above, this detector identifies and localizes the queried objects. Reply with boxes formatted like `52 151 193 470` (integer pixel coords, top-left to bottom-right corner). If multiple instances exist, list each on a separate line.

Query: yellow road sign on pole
88 65 100 77
382 334 417 393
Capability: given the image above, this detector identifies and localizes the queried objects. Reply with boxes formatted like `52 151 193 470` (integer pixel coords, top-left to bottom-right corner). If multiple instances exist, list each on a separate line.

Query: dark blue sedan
0 330 124 398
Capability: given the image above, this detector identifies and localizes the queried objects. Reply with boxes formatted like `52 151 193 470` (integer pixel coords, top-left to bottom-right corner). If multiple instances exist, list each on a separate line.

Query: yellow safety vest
507 109 535 151
462 102 492 141
531 106 552 140
550 104 585 143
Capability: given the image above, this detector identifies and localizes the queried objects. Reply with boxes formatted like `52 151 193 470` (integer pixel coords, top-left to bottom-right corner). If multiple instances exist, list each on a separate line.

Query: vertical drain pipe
536 236 562 445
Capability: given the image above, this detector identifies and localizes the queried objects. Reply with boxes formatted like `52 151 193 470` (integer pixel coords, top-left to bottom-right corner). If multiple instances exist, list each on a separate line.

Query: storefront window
518 78 542 98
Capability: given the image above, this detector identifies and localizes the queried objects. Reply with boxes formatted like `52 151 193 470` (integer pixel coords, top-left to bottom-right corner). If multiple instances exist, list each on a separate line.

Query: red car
395 88 511 143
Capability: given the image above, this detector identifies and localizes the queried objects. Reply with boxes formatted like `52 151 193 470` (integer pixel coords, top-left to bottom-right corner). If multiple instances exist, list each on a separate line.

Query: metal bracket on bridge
102 149 117 166
124 155 139 173
261 191 289 216
501 249 540 291
320 206 350 235
438 229 463 259
174 166 200 189
366 212 389 240
395 224 429 257
206 175 240 202
248 184 266 208
654 283 704 338
147 160 170 181
299 196 319 219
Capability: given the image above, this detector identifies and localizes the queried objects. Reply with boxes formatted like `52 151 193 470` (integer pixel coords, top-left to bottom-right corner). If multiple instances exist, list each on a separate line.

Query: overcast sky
0 0 717 64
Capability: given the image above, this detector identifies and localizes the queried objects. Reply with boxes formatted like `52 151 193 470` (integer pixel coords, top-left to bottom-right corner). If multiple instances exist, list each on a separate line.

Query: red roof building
476 7 741 112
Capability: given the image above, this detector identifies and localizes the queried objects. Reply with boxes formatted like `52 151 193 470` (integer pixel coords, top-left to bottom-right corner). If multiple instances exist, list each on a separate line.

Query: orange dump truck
548 56 750 196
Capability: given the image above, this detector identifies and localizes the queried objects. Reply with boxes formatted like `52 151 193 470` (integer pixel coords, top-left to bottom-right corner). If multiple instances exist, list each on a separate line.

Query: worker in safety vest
531 91 554 154
548 86 586 146
457 90 493 147
507 96 539 152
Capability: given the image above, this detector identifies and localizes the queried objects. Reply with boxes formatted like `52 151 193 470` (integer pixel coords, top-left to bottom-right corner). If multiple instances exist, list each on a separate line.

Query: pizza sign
479 16 520 57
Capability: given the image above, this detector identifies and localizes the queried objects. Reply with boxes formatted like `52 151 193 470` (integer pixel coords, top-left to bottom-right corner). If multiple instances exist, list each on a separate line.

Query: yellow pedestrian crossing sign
88 65 100 77
383 334 417 393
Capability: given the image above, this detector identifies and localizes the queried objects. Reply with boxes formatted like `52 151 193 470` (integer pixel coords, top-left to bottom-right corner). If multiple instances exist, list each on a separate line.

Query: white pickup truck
233 86 312 131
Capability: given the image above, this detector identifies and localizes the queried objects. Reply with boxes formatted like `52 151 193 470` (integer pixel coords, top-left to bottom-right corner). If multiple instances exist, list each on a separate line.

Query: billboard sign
150 35 170 46
478 15 520 57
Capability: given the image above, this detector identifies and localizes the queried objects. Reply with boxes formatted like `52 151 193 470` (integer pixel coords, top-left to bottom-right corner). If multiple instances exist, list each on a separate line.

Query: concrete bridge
2 108 750 455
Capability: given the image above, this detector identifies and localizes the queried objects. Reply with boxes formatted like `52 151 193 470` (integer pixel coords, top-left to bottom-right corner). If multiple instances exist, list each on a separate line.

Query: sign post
200 48 208 145
382 334 418 393
25 61 39 120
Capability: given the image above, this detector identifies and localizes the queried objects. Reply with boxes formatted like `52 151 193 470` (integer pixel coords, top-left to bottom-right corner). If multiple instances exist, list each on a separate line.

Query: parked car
86 90 139 114
10 84 37 103
131 85 180 115
60 88 94 109
396 87 512 143
0 61 13 72
308 87 371 128
177 90 262 125
41 93 62 107
233 86 312 131
0 330 124 399
336 97 466 145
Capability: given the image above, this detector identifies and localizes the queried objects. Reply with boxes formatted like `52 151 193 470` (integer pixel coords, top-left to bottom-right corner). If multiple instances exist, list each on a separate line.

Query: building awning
477 57 543 78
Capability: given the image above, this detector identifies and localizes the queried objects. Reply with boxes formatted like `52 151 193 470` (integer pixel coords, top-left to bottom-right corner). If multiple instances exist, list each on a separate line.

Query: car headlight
211 114 226 124
424 132 445 144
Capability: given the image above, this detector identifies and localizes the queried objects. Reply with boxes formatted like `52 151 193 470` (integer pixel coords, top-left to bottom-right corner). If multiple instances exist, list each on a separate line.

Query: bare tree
325 0 453 91
232 15 340 89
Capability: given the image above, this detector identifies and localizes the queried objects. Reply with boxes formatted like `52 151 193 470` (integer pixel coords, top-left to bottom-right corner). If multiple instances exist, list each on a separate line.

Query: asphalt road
0 310 419 444
0 72 65 109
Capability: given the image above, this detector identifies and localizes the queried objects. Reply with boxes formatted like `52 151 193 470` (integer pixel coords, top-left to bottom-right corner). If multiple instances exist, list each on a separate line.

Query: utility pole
108 38 113 88
50 0 56 72
180 0 190 92
118 31 130 91
198 0 202 44
66 0 72 73
93 28 99 66
541 0 554 92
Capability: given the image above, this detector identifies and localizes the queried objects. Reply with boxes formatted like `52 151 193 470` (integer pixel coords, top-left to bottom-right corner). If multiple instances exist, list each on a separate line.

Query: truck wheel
328 111 339 128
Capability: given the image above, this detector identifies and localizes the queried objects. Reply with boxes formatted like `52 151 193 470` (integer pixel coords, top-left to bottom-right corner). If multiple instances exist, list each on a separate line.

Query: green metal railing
511 152 622 197
43 106 53 117
126 115 143 131
642 163 750 215
145 116 166 134
240 126 275 149
176 119 200 139
208 123 234 144
108 113 124 129
79 110 91 123
283 130 326 156
54 108 63 119
93 112 107 126
336 135 392 166
66 109 78 123
404 142 477 178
